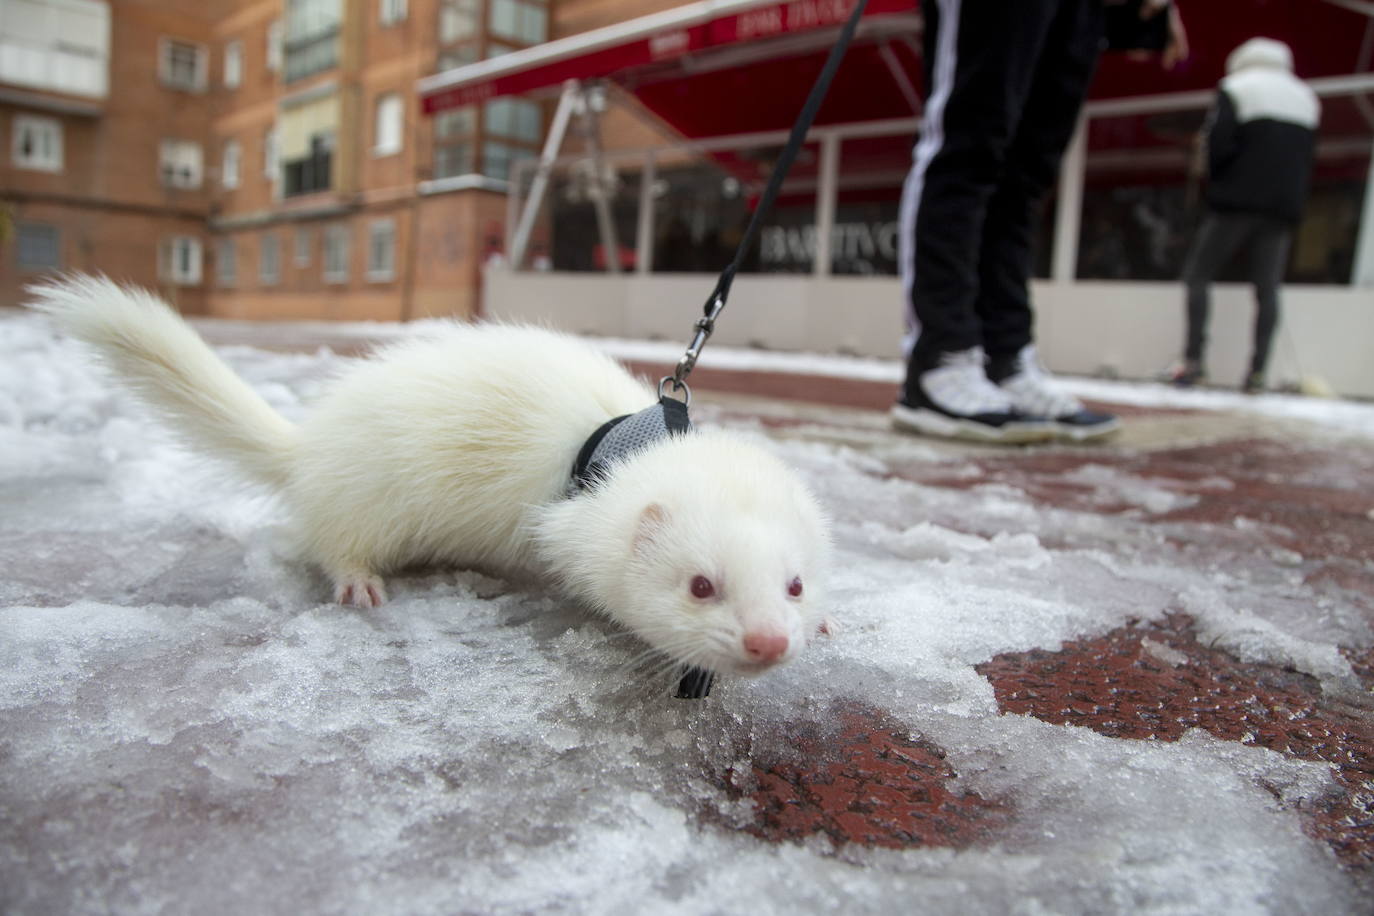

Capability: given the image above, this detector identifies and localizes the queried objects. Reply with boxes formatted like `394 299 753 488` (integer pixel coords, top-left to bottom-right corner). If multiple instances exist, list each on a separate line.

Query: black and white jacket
1205 38 1321 224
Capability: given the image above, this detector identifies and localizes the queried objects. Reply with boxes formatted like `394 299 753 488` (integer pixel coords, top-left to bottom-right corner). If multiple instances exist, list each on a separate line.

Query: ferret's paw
335 575 388 608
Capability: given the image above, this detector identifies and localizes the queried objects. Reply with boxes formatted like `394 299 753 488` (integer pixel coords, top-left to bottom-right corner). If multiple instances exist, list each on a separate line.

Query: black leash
658 0 872 405
663 0 871 700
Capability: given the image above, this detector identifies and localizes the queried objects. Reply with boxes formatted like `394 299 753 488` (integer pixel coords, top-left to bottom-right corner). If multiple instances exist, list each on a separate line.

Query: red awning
419 0 1374 142
418 0 921 118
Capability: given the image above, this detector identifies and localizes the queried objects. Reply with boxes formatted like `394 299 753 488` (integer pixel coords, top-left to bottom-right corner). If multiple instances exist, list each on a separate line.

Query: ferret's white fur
28 274 832 676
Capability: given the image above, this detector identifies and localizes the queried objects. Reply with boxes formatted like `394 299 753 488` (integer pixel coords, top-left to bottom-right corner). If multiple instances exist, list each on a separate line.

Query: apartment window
489 0 546 45
12 115 63 171
160 38 207 91
267 20 283 71
485 98 541 144
380 0 407 25
260 233 281 285
439 0 479 44
367 219 396 281
224 39 242 88
264 126 278 181
437 46 478 71
294 226 312 266
0 0 111 99
482 140 533 182
16 223 60 271
283 132 333 197
159 236 203 285
373 93 403 157
284 0 341 83
217 238 237 287
323 224 349 283
160 139 203 189
222 139 241 188
433 106 475 179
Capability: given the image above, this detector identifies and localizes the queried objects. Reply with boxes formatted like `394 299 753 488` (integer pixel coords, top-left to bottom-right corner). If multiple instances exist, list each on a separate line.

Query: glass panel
439 0 479 44
1077 100 1368 285
485 98 541 143
718 141 820 275
437 45 478 70
1076 109 1200 281
489 0 516 38
543 158 640 272
17 222 60 270
434 141 474 178
1290 95 1369 285
823 135 907 276
481 140 533 181
522 4 546 44
435 106 475 138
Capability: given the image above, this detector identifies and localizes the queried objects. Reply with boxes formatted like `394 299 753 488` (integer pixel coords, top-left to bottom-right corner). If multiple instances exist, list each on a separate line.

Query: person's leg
971 0 1118 440
1180 212 1249 373
975 0 1103 362
899 0 1063 378
1244 217 1291 387
894 0 1062 441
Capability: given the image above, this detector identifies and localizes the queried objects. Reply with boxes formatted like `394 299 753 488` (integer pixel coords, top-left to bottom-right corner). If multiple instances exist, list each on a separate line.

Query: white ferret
29 275 832 678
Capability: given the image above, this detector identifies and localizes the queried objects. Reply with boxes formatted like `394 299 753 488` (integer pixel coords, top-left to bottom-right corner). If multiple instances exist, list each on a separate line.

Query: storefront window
1077 101 1368 285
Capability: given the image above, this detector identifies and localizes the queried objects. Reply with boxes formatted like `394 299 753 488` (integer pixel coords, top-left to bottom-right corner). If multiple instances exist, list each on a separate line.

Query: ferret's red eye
690 575 715 599
787 577 804 598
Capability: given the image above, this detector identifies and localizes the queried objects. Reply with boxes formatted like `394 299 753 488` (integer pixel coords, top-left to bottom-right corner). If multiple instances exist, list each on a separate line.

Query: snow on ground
2 310 1370 914
587 335 1374 441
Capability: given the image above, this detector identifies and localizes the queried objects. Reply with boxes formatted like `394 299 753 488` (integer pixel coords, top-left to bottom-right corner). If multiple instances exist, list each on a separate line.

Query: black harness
568 397 714 699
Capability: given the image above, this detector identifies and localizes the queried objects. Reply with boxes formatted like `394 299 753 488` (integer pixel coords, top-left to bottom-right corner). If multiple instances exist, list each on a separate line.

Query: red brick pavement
708 407 1374 874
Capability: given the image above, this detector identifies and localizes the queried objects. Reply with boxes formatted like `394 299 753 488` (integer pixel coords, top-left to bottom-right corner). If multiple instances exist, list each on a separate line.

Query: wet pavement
619 353 1374 879
191 320 1374 876
16 317 1368 911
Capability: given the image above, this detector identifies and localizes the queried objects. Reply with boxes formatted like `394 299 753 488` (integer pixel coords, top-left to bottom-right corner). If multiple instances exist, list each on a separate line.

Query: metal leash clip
660 293 726 404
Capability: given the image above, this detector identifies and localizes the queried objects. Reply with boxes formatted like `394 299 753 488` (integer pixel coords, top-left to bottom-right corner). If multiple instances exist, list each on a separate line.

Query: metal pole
636 151 656 275
505 157 527 263
813 132 840 277
578 84 622 274
1351 141 1374 286
510 80 580 270
1052 114 1086 283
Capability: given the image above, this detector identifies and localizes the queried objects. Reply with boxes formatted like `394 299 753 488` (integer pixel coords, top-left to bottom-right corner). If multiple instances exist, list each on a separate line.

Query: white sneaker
992 345 1121 442
891 347 1053 444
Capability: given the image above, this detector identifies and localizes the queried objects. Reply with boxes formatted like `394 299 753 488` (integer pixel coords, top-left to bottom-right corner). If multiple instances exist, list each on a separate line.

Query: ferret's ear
633 503 670 555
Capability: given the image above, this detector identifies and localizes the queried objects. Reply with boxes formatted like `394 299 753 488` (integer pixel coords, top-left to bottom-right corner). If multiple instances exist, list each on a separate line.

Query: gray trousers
1182 211 1292 377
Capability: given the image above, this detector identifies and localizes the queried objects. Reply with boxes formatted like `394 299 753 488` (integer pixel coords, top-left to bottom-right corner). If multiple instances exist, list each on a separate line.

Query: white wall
486 269 1374 398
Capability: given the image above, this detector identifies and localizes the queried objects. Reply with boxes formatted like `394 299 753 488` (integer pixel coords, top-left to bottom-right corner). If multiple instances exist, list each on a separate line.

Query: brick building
1 0 217 313
0 0 676 319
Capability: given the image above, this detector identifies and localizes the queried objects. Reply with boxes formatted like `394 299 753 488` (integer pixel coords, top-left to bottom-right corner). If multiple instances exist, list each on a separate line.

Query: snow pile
1 311 1367 914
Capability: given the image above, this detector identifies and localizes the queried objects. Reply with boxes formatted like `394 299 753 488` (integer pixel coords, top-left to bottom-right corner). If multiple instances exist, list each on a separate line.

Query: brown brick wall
3 0 686 321
1 0 219 311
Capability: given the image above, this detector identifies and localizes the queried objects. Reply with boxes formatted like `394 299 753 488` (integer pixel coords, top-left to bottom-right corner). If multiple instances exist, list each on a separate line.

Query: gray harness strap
568 397 691 495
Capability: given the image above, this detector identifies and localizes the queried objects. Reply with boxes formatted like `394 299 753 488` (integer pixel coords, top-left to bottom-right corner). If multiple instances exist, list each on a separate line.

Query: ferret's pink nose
743 631 789 665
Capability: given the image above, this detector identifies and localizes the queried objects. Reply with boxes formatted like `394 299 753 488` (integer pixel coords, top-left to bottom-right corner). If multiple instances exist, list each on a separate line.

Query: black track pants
900 0 1103 391
1182 211 1292 377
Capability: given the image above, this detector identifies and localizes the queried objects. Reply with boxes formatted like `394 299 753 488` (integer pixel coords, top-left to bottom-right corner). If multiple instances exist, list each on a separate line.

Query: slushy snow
2 311 1370 914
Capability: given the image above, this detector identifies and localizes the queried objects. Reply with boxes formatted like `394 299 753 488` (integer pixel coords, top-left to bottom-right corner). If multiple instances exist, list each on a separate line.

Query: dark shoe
1242 372 1264 394
892 346 1053 444
1166 360 1205 388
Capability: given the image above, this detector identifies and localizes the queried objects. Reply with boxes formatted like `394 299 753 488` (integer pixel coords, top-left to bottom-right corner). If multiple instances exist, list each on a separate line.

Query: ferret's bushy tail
27 274 298 488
